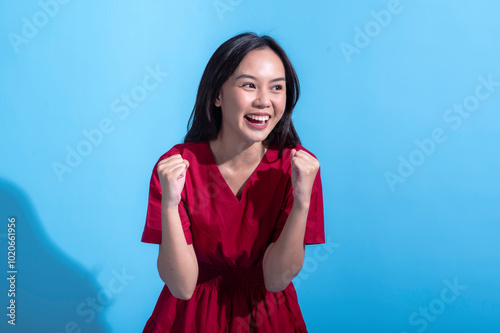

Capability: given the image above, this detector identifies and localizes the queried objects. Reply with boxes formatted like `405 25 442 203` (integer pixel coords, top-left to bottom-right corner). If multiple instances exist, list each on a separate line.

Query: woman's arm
157 203 198 300
156 154 198 300
262 148 320 292
262 201 309 292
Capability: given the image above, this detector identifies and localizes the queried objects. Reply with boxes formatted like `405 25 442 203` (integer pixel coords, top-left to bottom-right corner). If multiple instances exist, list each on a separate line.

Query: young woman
141 32 325 332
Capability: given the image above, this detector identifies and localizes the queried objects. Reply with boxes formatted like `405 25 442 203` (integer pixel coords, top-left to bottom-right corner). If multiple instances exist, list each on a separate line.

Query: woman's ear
214 91 221 107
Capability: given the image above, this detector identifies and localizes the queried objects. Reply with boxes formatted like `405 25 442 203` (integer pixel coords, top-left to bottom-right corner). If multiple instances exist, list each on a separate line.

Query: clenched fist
290 149 320 207
157 154 190 207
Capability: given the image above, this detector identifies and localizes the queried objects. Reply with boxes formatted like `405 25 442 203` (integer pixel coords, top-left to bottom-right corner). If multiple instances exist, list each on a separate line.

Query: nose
253 89 271 109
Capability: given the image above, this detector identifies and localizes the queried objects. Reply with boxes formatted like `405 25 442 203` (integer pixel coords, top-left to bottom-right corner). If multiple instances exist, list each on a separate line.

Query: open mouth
244 114 270 126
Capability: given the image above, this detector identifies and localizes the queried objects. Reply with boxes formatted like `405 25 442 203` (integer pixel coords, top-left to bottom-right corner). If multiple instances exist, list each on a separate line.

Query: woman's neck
209 135 266 169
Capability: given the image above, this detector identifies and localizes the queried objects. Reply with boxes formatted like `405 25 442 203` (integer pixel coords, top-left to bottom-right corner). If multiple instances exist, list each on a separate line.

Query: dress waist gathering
196 262 265 290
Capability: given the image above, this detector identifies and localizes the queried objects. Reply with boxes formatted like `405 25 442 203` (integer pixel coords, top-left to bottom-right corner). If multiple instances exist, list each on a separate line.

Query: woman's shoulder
293 143 318 159
156 141 207 163
269 143 319 161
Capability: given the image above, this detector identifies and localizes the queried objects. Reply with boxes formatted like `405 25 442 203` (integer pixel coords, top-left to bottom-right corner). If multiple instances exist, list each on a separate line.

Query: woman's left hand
290 148 320 207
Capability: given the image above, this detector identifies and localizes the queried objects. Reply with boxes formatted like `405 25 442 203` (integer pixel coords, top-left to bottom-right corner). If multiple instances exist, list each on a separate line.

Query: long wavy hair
184 32 301 157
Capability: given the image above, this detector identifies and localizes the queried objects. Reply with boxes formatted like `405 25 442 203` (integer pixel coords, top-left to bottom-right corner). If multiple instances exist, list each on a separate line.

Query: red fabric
141 142 325 332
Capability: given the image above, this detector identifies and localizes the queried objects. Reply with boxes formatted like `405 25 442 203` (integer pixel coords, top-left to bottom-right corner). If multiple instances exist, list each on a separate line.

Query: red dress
141 142 325 332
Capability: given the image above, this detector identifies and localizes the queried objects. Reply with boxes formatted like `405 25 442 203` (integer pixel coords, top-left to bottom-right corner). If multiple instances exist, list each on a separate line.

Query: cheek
228 90 251 109
274 111 285 125
273 96 286 116
220 95 246 122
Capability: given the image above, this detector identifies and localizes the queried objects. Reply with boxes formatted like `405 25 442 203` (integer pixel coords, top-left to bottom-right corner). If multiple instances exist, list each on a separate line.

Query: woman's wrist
292 199 310 213
162 198 181 210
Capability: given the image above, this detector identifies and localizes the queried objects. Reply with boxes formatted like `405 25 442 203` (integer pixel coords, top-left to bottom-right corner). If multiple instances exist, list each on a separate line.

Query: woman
141 32 325 332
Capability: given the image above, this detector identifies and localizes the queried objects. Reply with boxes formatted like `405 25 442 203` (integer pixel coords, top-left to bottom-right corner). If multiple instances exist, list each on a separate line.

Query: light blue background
1 0 499 332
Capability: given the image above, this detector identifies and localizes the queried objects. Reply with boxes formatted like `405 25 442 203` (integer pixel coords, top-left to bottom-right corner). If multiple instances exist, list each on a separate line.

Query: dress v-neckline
205 142 268 204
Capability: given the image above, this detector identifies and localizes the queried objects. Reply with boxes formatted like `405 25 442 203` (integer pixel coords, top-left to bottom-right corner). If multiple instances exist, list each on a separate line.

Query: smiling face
214 47 287 144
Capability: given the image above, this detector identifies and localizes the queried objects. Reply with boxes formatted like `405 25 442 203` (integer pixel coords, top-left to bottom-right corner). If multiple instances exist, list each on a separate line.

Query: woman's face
214 47 287 144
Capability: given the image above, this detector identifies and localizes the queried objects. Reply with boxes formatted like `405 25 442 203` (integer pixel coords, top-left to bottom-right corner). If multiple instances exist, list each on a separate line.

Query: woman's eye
272 85 284 90
242 83 255 88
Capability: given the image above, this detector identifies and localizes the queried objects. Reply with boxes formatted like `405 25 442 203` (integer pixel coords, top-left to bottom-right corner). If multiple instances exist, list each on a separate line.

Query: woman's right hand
157 154 190 207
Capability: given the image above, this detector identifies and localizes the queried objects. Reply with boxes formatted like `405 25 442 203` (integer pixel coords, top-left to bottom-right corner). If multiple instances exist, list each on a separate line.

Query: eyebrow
234 74 286 83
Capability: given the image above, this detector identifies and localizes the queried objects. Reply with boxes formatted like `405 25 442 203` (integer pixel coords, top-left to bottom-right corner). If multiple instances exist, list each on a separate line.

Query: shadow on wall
0 178 108 333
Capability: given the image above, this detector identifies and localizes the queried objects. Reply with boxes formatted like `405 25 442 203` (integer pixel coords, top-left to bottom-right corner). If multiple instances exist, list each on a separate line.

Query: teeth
246 114 270 121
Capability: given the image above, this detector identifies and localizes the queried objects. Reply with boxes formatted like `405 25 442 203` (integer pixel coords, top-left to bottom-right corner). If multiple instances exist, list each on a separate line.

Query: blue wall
1 1 499 332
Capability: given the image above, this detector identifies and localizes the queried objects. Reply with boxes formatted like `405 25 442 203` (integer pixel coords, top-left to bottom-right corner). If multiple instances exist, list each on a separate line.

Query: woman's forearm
157 201 198 300
262 201 310 292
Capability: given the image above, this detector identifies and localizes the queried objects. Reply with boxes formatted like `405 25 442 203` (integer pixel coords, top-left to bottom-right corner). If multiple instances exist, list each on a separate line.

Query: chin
237 121 277 144
243 131 271 144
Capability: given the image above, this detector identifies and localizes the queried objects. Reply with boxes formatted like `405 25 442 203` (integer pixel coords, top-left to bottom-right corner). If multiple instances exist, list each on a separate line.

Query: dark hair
184 32 301 157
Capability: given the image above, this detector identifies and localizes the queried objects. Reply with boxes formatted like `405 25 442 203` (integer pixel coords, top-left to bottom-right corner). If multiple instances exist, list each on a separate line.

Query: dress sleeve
271 167 325 245
141 153 193 245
